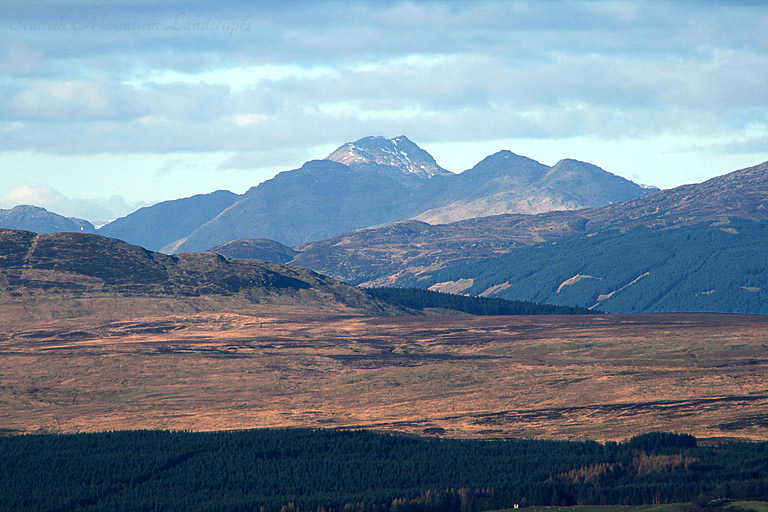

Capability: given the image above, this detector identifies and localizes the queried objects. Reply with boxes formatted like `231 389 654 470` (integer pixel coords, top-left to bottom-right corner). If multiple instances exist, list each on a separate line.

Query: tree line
366 286 597 315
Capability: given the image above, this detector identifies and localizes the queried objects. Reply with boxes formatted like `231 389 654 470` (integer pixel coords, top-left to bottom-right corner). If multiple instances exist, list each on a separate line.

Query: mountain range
243 160 766 314
18 135 650 253
0 227 592 321
4 135 765 315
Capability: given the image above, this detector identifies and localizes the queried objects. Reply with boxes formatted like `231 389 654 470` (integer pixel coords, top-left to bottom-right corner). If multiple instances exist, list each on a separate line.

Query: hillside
290 212 587 286
97 189 239 252
282 161 768 314
0 228 400 318
419 219 768 314
0 205 95 234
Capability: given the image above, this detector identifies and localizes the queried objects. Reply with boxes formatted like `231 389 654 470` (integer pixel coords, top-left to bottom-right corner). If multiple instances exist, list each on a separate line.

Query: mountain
0 228 401 317
172 137 652 252
210 238 298 264
39 136 648 254
284 161 768 314
410 152 656 224
326 135 452 184
97 190 238 252
168 136 457 253
0 205 95 234
168 159 417 252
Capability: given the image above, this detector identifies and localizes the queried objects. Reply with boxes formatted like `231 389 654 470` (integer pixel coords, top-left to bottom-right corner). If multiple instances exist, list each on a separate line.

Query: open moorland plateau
2 302 768 442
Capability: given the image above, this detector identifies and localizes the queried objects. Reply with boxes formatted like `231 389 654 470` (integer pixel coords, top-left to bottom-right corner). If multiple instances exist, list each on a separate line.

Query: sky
1 1 766 222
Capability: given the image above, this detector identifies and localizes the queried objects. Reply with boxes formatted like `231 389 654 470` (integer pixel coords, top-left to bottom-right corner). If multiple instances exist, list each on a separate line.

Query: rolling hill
0 228 401 319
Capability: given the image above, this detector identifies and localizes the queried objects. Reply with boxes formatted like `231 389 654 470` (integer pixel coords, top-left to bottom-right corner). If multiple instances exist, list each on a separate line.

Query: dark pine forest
2 429 768 512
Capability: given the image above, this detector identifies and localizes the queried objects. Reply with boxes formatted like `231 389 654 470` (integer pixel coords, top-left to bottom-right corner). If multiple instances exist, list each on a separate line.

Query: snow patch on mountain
326 136 452 179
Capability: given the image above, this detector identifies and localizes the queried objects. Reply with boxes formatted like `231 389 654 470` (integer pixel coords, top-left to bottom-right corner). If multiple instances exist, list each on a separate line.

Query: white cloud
0 0 765 198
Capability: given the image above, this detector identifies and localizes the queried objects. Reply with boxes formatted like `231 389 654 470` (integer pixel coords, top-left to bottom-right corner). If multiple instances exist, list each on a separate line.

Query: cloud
0 0 765 193
2 45 763 155
217 146 323 171
0 184 143 221
693 133 768 156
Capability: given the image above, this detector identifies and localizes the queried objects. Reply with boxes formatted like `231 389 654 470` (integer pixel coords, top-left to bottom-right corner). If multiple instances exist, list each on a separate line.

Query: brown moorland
2 305 767 442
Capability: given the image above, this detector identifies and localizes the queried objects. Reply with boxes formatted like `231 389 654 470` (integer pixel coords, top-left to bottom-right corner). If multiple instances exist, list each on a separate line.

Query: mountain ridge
411 153 655 224
267 160 768 314
213 160 766 295
0 228 402 318
80 135 653 253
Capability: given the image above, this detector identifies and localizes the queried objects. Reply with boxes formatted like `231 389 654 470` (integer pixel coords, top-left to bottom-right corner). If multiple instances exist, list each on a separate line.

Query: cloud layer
1 1 766 208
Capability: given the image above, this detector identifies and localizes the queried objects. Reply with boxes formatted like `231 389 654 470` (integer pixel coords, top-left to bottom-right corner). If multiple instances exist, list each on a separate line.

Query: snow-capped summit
327 135 452 179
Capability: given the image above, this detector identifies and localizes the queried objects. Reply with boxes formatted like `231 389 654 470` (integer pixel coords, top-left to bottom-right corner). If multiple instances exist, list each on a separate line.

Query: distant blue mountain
97 190 238 252
0 205 95 234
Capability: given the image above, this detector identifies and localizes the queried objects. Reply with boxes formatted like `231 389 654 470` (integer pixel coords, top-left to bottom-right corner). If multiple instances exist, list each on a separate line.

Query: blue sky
1 1 766 222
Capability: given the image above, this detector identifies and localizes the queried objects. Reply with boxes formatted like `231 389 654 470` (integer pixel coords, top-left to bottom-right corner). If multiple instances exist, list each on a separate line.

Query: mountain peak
466 150 549 182
327 135 451 179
